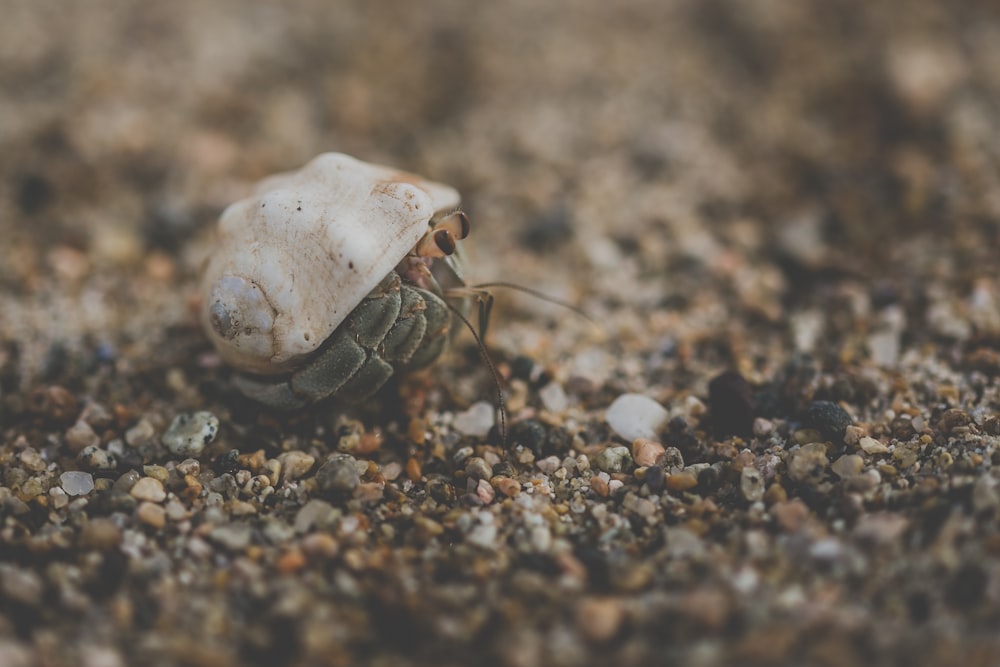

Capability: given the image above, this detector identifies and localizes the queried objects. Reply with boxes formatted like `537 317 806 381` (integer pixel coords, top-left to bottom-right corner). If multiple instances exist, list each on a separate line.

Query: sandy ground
3 1 1000 665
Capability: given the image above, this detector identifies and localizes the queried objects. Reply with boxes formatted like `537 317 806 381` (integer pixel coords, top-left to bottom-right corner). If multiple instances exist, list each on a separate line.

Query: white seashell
201 152 460 376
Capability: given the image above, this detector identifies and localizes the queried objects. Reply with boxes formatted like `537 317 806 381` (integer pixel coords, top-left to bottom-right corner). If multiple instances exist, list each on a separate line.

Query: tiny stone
740 466 765 502
644 465 665 492
315 454 361 496
577 597 625 643
858 436 889 454
19 448 46 472
631 438 666 467
831 454 864 478
60 471 95 496
79 518 122 551
802 401 853 445
48 486 69 509
536 455 561 475
0 565 43 606
771 499 810 532
210 523 253 551
77 446 117 472
476 478 496 504
786 443 829 484
65 420 100 452
539 382 570 413
278 451 315 483
593 445 631 473
129 477 166 502
136 501 166 528
466 456 494 480
125 419 156 447
666 471 698 493
590 475 610 497
162 411 219 457
491 476 521 497
295 499 338 533
752 418 774 437
606 393 669 442
452 401 495 437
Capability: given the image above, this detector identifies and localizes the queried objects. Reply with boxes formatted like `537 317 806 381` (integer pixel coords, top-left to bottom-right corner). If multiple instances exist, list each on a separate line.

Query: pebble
786 443 829 484
802 401 853 445
125 419 156 447
210 523 253 551
278 451 315 482
65 419 100 452
972 475 1000 514
539 381 570 413
161 411 219 456
0 565 43 606
60 471 95 496
590 475 610 497
831 454 864 478
466 456 494 480
577 597 625 642
740 465 765 502
771 499 810 532
136 501 167 528
858 436 889 454
631 438 666 467
476 478 496 504
79 518 122 551
452 401 495 437
605 393 669 441
492 476 521 497
77 445 117 471
536 455 561 475
315 454 361 496
666 471 698 493
593 445 631 473
129 477 166 502
19 448 46 472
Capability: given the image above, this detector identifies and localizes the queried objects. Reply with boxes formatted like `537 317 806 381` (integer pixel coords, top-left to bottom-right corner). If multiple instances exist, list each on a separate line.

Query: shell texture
201 152 460 376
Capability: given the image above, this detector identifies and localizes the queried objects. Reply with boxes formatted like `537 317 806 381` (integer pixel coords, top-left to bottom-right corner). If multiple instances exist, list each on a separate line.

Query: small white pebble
60 471 95 496
539 382 569 413
606 393 668 441
858 436 888 454
452 401 495 438
536 456 561 475
162 411 219 457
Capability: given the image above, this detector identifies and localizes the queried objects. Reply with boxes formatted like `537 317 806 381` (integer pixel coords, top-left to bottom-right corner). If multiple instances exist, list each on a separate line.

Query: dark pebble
802 401 853 445
707 371 755 437
315 454 360 496
509 419 548 455
645 465 664 492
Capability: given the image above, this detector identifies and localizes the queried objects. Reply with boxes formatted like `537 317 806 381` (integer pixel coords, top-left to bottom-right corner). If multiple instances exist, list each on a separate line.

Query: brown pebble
590 476 610 497
136 501 166 528
491 476 521 498
665 472 698 493
577 596 625 643
79 518 122 551
301 533 339 559
276 548 307 573
764 482 788 505
406 457 422 482
180 475 203 502
771 499 810 532
631 438 666 467
130 477 166 503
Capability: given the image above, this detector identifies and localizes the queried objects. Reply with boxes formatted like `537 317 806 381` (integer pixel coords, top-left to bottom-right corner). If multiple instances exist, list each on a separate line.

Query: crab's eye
434 229 456 255
440 210 470 240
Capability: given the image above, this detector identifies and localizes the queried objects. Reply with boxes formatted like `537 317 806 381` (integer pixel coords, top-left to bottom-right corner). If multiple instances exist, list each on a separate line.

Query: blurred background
2 0 1000 389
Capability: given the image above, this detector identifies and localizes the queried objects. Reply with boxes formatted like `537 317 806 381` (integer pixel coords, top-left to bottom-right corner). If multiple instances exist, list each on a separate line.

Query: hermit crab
200 152 474 410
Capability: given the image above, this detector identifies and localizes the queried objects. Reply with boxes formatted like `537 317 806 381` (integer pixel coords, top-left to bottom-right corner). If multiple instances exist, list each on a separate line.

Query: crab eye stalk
417 228 456 257
440 210 470 240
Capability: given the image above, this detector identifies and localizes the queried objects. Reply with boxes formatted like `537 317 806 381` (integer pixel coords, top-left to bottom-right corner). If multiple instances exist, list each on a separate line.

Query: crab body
201 153 468 409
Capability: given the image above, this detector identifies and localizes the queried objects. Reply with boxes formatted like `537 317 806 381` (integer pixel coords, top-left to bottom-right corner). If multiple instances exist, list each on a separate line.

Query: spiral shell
201 152 460 376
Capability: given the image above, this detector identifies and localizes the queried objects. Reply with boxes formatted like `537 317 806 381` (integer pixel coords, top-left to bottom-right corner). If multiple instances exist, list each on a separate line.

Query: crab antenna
445 299 507 446
471 281 595 325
